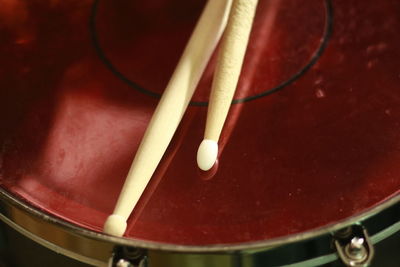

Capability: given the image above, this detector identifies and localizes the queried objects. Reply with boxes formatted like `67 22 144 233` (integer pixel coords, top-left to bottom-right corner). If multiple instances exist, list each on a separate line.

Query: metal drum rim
0 187 398 255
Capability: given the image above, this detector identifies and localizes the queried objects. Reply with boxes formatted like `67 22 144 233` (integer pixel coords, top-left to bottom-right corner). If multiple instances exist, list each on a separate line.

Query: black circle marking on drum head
89 0 333 106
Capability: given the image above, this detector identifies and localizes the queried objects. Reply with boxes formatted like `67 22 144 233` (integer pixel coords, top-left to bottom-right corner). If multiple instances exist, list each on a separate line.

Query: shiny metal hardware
1 187 399 267
109 246 147 267
333 225 374 267
115 259 134 267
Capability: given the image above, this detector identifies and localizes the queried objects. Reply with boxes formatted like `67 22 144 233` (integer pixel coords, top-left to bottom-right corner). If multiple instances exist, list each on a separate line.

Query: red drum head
1 0 400 246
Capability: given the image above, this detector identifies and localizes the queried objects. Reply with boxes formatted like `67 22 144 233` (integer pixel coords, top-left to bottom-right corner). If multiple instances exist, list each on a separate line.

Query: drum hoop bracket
333 225 374 267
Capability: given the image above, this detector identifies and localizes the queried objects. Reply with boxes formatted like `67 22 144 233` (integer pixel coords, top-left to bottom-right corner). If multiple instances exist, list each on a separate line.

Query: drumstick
103 0 233 237
197 0 259 171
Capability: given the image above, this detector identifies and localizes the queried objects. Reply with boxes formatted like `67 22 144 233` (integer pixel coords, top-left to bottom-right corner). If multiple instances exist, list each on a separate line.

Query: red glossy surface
1 0 400 245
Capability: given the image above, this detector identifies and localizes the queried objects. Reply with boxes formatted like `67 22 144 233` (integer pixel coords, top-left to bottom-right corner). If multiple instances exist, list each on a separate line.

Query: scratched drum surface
1 0 400 245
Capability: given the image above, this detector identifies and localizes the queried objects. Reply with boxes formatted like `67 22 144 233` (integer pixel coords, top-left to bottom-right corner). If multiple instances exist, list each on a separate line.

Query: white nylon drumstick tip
103 214 127 237
197 139 218 171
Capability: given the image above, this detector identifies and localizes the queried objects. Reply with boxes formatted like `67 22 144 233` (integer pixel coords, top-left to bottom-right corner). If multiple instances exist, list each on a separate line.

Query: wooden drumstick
103 0 233 237
197 0 259 171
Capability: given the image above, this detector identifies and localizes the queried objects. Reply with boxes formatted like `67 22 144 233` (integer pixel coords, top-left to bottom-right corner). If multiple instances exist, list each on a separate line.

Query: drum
0 0 399 266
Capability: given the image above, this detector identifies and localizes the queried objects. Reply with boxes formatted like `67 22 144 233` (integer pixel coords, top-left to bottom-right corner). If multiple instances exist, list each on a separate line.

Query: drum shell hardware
0 189 398 267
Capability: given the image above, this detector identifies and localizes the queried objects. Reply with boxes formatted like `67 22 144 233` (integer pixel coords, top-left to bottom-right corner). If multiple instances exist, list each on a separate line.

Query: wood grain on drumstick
103 0 233 236
197 0 259 171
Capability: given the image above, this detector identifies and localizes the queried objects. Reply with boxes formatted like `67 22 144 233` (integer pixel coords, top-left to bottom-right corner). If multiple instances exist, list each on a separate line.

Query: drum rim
0 187 398 254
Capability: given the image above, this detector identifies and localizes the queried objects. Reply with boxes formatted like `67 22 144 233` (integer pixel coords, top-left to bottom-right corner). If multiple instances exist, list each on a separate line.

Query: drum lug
333 224 374 267
108 246 147 267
